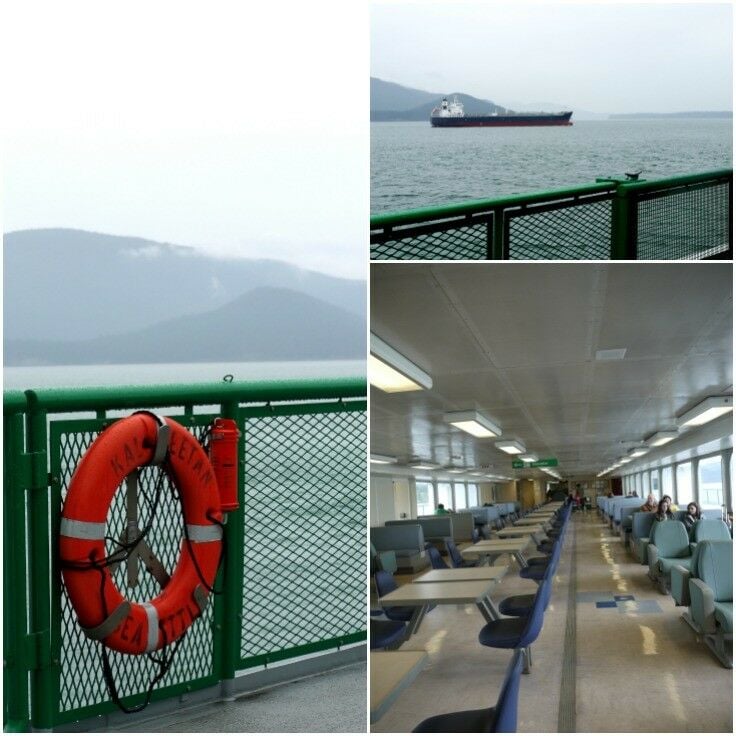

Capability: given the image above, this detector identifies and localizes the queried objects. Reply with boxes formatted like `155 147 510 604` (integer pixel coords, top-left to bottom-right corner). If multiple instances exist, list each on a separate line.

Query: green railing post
217 400 246 696
4 412 31 732
610 184 638 259
491 208 505 260
26 401 58 730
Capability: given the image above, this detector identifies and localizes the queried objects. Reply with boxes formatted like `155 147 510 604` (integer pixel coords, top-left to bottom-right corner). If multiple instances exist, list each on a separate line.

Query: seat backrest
631 512 656 541
426 545 449 569
490 649 524 733
374 570 398 598
445 539 464 567
371 524 425 552
696 540 733 603
692 519 731 543
517 575 551 648
651 520 690 557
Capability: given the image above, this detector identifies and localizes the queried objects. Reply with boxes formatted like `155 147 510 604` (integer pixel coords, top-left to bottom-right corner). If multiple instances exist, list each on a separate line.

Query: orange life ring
60 412 223 654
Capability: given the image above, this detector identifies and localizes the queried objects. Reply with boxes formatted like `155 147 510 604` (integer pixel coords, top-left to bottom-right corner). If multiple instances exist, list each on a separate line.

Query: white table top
371 650 428 723
463 538 531 554
514 517 551 526
379 579 497 606
496 525 545 536
414 565 508 584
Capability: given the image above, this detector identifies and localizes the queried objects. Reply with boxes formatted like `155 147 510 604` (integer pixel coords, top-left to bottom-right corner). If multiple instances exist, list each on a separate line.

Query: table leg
476 599 495 623
514 551 529 569
407 604 428 636
478 595 500 621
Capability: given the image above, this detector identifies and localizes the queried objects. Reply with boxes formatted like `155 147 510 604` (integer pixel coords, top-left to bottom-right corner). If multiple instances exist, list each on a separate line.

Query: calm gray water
371 119 732 213
4 359 365 391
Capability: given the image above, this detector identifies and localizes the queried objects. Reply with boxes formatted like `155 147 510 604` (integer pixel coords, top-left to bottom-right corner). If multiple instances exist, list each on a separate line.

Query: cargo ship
430 96 573 127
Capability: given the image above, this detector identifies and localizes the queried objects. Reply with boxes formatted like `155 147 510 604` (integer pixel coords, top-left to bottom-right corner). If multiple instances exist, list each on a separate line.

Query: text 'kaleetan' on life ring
60 412 223 655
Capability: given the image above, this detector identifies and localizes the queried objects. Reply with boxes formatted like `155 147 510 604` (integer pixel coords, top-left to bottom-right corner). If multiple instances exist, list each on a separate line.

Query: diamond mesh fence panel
55 418 215 717
635 182 731 259
240 408 366 664
371 219 489 260
507 198 612 259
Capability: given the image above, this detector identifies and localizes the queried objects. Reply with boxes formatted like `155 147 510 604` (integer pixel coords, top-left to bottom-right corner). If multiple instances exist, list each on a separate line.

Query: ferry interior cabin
369 262 733 733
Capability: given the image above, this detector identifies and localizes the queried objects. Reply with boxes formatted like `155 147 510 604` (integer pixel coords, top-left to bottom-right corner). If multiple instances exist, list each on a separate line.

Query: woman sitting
654 497 674 522
684 502 701 532
639 493 658 512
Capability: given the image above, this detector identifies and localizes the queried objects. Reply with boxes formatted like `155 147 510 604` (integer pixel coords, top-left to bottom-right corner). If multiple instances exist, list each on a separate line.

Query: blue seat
374 570 417 622
413 649 524 733
370 618 406 650
446 539 476 568
478 576 551 673
426 545 450 570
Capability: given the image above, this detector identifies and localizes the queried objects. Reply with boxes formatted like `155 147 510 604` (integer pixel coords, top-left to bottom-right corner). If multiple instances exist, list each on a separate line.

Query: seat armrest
647 543 659 578
689 578 716 633
670 564 691 606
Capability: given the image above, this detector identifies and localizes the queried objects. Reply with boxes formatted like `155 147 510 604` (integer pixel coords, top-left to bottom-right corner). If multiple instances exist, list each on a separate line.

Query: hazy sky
372 2 733 113
2 1 368 280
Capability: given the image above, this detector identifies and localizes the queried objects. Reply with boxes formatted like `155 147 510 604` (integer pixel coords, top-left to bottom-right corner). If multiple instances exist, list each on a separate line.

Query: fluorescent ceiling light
646 430 679 447
410 461 440 470
370 453 397 464
369 334 432 393
676 396 733 429
519 453 538 462
595 348 627 361
445 466 465 474
618 457 632 464
627 446 649 458
495 440 526 455
444 410 502 438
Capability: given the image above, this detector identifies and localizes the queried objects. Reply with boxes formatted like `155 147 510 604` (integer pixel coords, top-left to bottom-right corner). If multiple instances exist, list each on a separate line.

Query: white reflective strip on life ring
60 518 106 540
186 524 223 542
142 602 159 653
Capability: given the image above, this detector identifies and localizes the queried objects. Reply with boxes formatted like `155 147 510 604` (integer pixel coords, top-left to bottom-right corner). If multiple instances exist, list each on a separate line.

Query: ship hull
431 113 573 127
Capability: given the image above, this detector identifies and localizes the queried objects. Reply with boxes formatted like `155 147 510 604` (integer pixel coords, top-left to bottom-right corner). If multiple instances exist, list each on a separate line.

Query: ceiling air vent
595 348 627 361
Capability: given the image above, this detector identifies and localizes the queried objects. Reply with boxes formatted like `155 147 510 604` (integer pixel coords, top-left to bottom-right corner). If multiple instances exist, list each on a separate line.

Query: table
496 525 546 537
414 564 508 584
379 579 502 636
461 538 532 568
513 517 552 526
371 650 427 723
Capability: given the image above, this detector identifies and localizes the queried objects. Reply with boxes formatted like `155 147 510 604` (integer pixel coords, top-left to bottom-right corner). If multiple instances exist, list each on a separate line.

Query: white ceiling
371 263 733 480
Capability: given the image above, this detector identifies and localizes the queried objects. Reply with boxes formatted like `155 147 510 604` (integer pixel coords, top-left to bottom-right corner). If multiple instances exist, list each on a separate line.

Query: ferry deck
369 262 733 732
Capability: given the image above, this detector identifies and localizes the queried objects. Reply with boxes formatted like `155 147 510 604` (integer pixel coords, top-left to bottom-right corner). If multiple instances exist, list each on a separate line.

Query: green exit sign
512 458 559 468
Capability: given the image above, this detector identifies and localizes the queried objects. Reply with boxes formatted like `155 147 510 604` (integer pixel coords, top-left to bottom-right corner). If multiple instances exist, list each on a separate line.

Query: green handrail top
371 181 615 228
3 377 366 414
615 167 732 193
370 168 733 228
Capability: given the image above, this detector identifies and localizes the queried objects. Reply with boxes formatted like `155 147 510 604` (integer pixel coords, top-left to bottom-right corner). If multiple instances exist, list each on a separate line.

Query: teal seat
672 521 732 605
647 521 690 594
688 540 732 668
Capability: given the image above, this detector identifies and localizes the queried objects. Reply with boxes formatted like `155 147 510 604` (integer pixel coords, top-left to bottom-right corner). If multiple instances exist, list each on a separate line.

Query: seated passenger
640 493 658 512
654 497 674 522
662 494 679 512
684 502 701 532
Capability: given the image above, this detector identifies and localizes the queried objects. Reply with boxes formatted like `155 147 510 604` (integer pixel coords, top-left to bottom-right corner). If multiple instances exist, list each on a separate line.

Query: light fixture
410 460 440 470
618 456 632 464
676 396 733 429
519 453 538 462
627 446 649 458
646 430 679 447
495 440 526 455
443 410 502 438
370 453 398 464
445 466 465 474
369 333 432 393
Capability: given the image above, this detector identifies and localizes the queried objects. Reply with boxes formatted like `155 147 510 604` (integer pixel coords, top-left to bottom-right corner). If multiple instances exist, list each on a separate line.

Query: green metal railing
3 378 366 731
370 169 732 260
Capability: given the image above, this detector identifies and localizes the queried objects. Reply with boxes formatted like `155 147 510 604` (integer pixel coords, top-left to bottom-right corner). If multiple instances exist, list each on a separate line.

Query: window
642 472 649 495
454 483 468 510
661 466 673 499
416 480 434 516
437 482 453 511
467 483 479 507
676 462 693 506
650 470 659 495
698 456 724 510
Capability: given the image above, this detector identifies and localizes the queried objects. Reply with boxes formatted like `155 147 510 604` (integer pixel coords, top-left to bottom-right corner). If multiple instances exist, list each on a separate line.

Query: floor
109 661 367 733
371 512 733 733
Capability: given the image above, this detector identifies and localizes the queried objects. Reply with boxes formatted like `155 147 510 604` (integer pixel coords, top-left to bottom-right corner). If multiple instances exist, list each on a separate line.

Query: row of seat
597 500 733 668
372 501 573 732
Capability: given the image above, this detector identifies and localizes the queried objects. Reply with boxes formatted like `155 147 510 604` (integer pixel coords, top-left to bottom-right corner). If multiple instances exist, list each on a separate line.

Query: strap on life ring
60 412 223 655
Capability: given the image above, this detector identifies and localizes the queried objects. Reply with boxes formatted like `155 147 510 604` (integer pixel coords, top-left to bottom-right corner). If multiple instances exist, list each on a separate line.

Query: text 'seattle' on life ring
60 412 224 655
